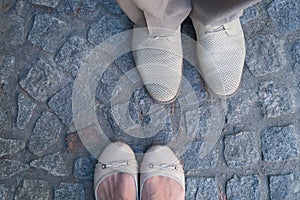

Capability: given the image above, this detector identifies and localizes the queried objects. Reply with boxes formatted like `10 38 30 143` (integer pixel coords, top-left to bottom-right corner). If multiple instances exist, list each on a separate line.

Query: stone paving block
28 111 63 156
0 55 15 84
96 63 122 104
48 84 73 125
183 60 207 103
16 93 37 129
14 179 50 200
245 34 284 77
269 174 300 200
0 138 26 157
267 0 300 34
28 14 69 53
88 14 132 52
58 0 98 18
224 131 260 168
240 5 259 24
8 14 25 45
182 141 217 171
30 152 71 176
262 125 298 161
73 156 97 179
55 36 91 78
99 0 123 14
54 183 85 200
226 175 261 200
19 59 71 102
258 81 294 118
0 159 29 180
29 0 60 8
114 52 135 74
292 40 300 76
185 177 218 200
0 184 8 200
226 97 251 124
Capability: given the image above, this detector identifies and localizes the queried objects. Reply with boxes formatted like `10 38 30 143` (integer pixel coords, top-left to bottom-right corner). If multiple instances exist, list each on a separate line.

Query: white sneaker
132 26 183 103
192 18 246 97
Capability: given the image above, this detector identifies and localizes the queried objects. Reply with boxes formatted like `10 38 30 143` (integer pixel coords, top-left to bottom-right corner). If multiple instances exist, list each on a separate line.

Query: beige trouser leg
190 0 261 27
116 0 191 35
116 0 261 32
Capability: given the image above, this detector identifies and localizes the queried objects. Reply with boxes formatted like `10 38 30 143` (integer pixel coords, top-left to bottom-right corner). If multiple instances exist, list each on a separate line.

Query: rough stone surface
262 125 298 161
0 1 300 200
0 13 26 45
28 112 63 156
258 81 294 118
29 0 60 8
0 138 26 157
226 96 252 124
292 40 300 76
73 156 97 179
269 174 300 200
267 0 300 34
19 59 71 102
55 35 91 78
185 177 218 200
54 183 85 200
182 141 217 171
88 14 132 47
0 184 8 200
224 131 260 168
30 152 71 176
240 6 259 24
14 180 50 200
58 0 99 18
226 175 261 200
48 84 73 125
28 14 68 53
16 93 37 129
0 159 29 180
99 0 123 14
245 34 284 77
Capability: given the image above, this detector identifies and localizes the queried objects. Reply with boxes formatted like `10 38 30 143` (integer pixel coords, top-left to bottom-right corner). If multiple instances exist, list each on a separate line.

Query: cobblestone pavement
0 0 300 199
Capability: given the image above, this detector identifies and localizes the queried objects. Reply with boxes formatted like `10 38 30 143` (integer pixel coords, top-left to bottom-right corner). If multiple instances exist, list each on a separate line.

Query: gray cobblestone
30 152 71 176
182 141 217 171
240 6 259 24
58 0 98 18
29 0 60 8
226 97 251 124
269 174 300 200
55 36 91 78
54 183 85 200
14 180 50 200
0 56 15 84
224 131 260 168
28 14 69 53
262 125 298 161
28 112 63 156
245 34 284 77
73 156 97 179
88 14 132 52
0 184 8 200
16 93 37 129
226 175 261 200
267 0 300 34
185 177 218 200
99 0 123 14
48 84 73 125
19 59 71 102
0 138 25 157
0 159 29 180
258 81 294 118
